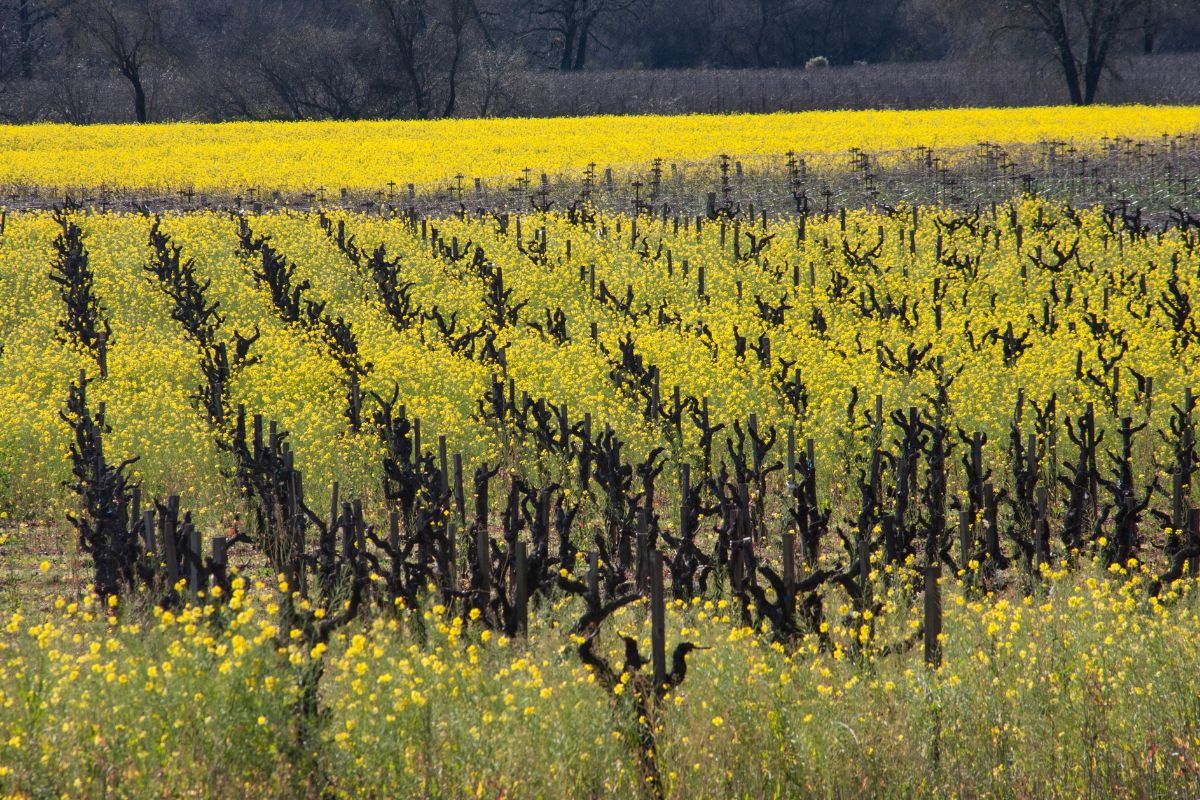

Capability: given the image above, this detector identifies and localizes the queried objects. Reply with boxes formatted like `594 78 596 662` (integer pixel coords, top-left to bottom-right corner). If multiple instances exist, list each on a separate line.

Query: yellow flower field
0 105 1197 193
0 195 1196 530
1 560 1198 797
4 105 1200 799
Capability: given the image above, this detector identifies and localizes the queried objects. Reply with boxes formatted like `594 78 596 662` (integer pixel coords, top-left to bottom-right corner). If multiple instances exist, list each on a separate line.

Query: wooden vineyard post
388 510 400 555
881 517 897 566
185 522 201 601
748 413 761 482
475 462 490 540
958 509 970 585
787 426 796 478
211 536 228 590
650 550 666 690
340 503 354 565
679 462 690 533
293 471 308 597
648 368 660 422
559 401 570 450
848 521 866 618
579 414 592 492
1189 508 1200 577
514 541 528 637
983 483 1000 565
162 495 180 591
453 454 465 525
438 435 449 499
348 375 361 430
141 509 156 558
328 482 340 541
1085 403 1098 518
1034 486 1049 569
350 499 365 555
782 530 796 623
252 413 263 463
588 552 600 603
97 331 108 379
802 438 817 566
476 521 491 603
130 486 141 535
672 386 682 440
924 554 942 669
635 507 648 593
968 432 984 515
731 482 749 593
1172 468 1186 536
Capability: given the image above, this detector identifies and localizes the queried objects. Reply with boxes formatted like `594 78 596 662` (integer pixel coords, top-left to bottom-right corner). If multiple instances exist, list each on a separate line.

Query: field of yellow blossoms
0 105 1197 193
2 108 1200 797
0 200 1196 523
1 561 1199 797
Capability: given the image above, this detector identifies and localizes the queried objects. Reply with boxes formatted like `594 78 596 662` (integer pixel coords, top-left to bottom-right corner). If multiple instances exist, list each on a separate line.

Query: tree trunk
573 21 590 70
560 23 577 71
1083 37 1112 105
400 54 428 118
132 75 148 122
120 60 149 122
379 4 430 119
444 41 463 117
1046 7 1085 105
1055 46 1084 105
754 0 771 68
1082 4 1125 106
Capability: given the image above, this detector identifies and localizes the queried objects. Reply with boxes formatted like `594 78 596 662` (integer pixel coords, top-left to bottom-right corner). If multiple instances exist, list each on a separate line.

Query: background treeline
0 0 1197 123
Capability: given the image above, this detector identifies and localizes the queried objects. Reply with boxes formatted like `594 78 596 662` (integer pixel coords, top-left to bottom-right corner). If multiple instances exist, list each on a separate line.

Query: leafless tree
1137 0 1191 54
60 0 175 121
530 0 643 71
463 44 524 115
1001 0 1149 104
0 0 68 87
368 0 492 118
370 0 432 116
0 0 1197 121
441 0 476 116
16 0 61 77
